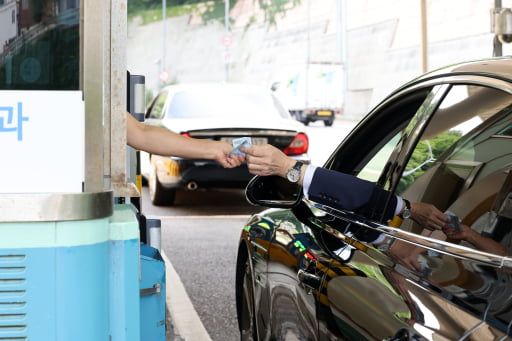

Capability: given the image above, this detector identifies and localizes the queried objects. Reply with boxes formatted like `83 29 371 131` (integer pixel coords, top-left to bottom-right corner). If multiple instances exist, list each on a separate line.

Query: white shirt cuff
303 164 317 199
394 196 403 216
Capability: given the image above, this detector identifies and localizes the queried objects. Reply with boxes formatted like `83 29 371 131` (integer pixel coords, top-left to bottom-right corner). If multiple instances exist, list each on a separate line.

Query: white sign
0 91 84 193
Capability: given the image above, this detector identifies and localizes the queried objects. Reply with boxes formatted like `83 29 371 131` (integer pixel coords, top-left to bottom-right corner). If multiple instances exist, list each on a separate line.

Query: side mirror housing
245 175 303 208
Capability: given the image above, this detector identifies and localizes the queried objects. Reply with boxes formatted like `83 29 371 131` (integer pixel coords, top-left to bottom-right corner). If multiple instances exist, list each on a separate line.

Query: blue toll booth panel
140 243 166 340
0 204 166 340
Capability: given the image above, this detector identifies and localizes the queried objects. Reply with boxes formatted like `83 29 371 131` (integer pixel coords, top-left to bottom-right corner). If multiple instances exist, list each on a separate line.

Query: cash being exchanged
445 210 462 232
228 137 252 157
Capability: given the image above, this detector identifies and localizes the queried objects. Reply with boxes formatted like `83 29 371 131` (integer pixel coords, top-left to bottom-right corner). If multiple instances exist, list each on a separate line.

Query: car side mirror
245 175 303 208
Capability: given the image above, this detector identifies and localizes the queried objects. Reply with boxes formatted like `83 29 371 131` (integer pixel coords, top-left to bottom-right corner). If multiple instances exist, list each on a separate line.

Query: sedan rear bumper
157 156 310 191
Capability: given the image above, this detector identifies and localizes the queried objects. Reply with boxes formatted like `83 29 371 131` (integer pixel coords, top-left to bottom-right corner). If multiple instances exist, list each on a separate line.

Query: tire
304 120 310 126
141 175 148 186
149 168 176 206
236 254 258 341
324 119 333 127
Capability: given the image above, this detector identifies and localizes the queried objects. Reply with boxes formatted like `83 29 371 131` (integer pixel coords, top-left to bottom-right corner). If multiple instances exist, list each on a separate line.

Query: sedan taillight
181 132 192 138
283 133 309 155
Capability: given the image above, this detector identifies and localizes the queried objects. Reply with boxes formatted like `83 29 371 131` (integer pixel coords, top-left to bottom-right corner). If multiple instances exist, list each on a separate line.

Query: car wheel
149 168 176 206
324 119 333 127
141 175 148 187
236 254 257 341
304 120 310 126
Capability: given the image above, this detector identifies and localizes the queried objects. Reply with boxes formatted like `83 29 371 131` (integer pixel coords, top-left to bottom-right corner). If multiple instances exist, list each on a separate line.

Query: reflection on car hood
159 117 305 133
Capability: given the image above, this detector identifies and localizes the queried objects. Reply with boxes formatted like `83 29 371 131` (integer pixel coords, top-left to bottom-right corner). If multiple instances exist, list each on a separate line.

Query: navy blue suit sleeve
308 167 397 221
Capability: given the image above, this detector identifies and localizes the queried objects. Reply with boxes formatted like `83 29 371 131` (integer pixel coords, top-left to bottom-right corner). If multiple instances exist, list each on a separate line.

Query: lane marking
162 251 212 341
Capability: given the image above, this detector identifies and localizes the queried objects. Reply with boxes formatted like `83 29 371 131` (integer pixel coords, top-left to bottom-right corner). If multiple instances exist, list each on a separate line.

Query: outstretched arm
242 144 449 230
126 113 241 168
443 223 509 256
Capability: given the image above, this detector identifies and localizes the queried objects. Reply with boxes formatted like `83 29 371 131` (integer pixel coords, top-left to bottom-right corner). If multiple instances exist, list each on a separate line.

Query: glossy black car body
236 58 512 340
141 83 310 206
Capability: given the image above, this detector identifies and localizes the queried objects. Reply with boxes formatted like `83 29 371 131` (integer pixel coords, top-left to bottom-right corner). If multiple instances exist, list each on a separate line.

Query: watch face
402 209 412 219
287 169 300 183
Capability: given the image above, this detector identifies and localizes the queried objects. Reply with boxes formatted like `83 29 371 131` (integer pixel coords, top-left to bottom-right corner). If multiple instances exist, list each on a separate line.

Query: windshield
165 88 291 120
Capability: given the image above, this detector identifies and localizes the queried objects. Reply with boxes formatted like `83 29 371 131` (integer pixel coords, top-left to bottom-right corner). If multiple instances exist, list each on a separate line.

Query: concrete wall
127 0 512 119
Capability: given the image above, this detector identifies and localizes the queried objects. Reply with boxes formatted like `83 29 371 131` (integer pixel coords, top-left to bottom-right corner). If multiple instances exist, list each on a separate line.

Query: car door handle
297 269 322 291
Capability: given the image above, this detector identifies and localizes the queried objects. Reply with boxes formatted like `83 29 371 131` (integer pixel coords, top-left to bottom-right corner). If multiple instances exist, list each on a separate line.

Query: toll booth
0 0 165 340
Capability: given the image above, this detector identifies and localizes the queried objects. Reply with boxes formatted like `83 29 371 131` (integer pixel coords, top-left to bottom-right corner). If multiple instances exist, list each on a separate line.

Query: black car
236 57 512 340
140 83 310 206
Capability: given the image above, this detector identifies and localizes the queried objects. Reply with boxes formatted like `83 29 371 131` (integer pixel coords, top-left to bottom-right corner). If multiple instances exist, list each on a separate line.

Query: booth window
0 1 79 90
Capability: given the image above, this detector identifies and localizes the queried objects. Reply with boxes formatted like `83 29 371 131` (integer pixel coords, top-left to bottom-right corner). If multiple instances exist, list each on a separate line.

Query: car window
327 88 434 182
398 85 512 242
165 88 291 119
147 92 167 119
322 88 437 226
358 133 401 182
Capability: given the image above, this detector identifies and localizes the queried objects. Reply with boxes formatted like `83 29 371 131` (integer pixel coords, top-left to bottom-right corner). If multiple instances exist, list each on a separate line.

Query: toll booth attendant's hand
442 222 509 256
442 223 470 241
410 202 451 231
241 144 295 178
216 141 244 168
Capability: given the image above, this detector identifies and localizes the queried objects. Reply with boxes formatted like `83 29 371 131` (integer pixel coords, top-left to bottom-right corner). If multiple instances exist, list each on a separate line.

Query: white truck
272 62 344 126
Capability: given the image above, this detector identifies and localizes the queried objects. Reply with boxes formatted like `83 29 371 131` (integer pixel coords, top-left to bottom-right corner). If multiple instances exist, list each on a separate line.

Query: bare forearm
127 115 219 158
465 228 508 256
137 125 216 158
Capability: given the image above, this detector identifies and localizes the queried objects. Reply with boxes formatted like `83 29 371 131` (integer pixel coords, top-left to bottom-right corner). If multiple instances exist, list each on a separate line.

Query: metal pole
305 0 311 109
420 0 428 73
162 0 166 83
83 0 105 192
494 0 503 57
338 0 347 114
225 0 230 82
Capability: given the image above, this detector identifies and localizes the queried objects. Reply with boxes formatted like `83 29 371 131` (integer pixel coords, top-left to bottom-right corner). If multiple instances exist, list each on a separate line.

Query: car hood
158 117 305 133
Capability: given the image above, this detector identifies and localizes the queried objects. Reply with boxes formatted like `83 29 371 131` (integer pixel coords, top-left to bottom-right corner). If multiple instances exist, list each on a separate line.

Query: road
140 118 357 341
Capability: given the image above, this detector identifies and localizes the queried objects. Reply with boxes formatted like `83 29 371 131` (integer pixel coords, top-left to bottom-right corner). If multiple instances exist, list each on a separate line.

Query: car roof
408 57 512 85
376 57 512 105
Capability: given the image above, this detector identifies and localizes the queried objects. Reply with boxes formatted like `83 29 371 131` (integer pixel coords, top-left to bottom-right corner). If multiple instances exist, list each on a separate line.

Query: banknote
445 210 461 232
228 137 252 156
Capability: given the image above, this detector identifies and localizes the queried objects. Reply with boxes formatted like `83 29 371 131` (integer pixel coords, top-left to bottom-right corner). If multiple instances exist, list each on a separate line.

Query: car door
307 79 512 340
252 205 331 340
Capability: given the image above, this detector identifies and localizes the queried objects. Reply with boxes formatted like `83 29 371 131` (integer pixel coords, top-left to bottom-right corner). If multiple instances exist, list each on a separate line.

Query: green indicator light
257 222 271 230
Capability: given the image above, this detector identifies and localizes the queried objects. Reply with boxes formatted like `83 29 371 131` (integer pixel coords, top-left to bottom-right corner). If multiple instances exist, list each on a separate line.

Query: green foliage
256 0 301 25
128 0 302 27
145 88 154 106
397 130 463 193
128 0 204 14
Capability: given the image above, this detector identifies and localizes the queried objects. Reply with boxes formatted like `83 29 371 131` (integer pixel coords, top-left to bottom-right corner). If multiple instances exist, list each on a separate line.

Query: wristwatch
286 161 304 183
399 198 412 219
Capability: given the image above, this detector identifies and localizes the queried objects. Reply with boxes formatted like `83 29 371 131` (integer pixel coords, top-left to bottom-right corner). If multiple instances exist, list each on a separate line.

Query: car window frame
320 85 442 223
